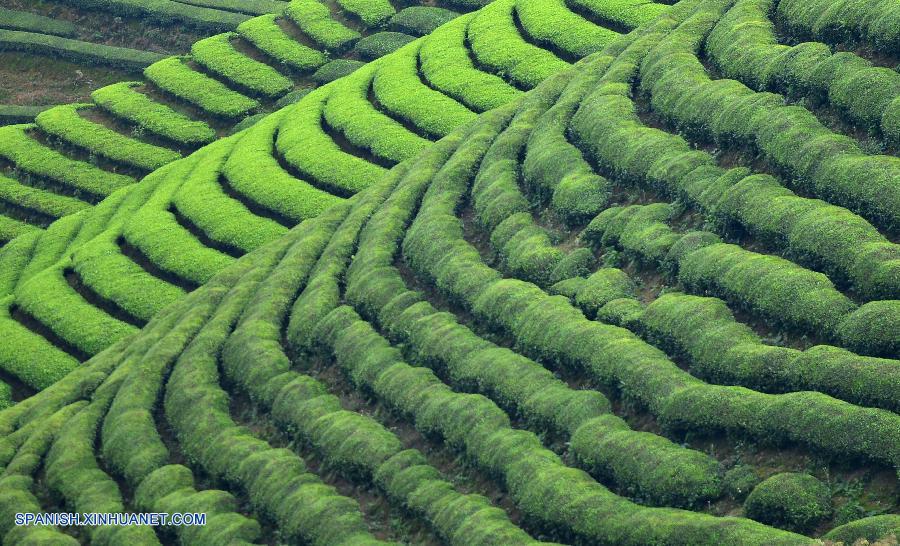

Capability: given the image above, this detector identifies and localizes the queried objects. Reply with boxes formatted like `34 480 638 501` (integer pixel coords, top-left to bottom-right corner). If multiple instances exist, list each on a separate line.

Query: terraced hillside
0 0 656 396
0 0 898 543
0 0 503 244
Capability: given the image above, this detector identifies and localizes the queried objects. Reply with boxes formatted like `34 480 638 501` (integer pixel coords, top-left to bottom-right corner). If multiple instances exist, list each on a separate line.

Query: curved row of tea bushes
173 0 287 16
344 122 725 508
44 374 161 545
35 104 181 171
467 0 570 89
569 0 670 30
515 0 618 59
0 173 90 223
389 6 458 36
0 0 647 388
635 292 900 414
91 82 216 146
0 8 76 37
223 112 343 224
313 304 807 544
54 0 252 31
134 465 262 545
236 14 327 71
418 15 523 112
154 256 391 546
0 216 37 243
214 215 547 544
270 146 804 541
322 62 431 165
825 515 900 544
71 233 185 324
120 147 237 288
284 0 360 52
588 203 900 357
707 0 900 147
0 125 134 201
144 56 259 119
0 29 166 71
523 54 614 225
191 33 294 98
469 74 596 286
170 152 289 255
14 265 139 357
0 404 84 541
401 95 900 472
277 87 388 196
776 0 899 55
336 0 396 27
371 42 477 139
569 45 900 301
353 31 417 60
0 297 79 389
636 12 900 233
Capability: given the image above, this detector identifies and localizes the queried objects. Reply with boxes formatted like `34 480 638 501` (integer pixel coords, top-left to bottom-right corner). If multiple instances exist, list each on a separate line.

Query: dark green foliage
353 32 416 61
724 465 759 500
312 59 365 84
53 0 251 31
837 301 900 358
0 8 76 37
0 29 165 71
390 6 458 36
744 473 831 532
825 515 900 544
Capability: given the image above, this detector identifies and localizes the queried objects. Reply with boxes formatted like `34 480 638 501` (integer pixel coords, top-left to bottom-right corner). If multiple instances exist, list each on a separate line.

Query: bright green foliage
224 112 342 224
134 465 262 544
708 0 900 145
0 125 134 201
371 42 477 139
744 473 831 532
837 300 900 358
72 234 184 324
570 0 669 29
0 173 89 222
335 0 395 27
191 33 293 98
419 15 522 112
390 6 458 36
0 297 79 389
237 14 327 71
92 82 216 146
0 29 165 71
15 266 138 356
35 104 181 171
639 292 900 413
0 8 76 36
284 0 360 51
277 87 387 196
145 57 259 118
323 62 431 164
0 215 37 243
516 0 619 58
468 0 570 89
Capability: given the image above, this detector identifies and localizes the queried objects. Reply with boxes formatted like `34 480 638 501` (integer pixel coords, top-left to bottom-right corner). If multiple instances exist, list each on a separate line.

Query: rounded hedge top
744 472 831 532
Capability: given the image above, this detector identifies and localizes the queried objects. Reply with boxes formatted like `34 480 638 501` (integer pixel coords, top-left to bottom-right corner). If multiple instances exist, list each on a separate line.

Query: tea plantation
0 0 897 544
